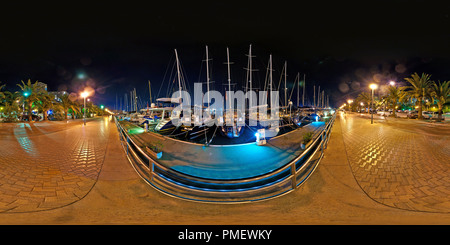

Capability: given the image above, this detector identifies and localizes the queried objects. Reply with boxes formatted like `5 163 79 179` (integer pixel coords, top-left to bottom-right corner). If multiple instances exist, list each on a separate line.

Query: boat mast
148 80 152 104
226 47 232 111
249 44 253 107
174 49 182 110
205 45 210 108
134 88 137 111
318 85 320 108
297 72 299 107
284 61 287 109
302 74 305 106
269 54 273 108
313 85 315 108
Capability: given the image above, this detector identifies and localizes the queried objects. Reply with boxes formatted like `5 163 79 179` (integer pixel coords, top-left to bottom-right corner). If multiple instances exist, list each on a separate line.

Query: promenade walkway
340 112 450 212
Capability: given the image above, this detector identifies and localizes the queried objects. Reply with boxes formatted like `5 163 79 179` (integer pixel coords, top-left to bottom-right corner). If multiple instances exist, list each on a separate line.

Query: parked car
422 111 440 119
18 114 41 121
407 111 418 119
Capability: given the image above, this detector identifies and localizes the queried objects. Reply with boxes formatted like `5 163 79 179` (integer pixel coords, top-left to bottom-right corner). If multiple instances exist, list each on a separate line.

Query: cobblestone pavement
0 118 109 212
340 112 450 212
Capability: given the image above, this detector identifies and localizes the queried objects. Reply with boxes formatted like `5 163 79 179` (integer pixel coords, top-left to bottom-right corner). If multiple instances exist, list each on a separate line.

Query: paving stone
0 119 108 212
340 114 450 213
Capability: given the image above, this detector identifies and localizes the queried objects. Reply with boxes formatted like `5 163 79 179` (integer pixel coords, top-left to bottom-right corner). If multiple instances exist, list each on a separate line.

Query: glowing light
369 84 378 90
23 92 30 97
81 91 89 98
389 81 396 86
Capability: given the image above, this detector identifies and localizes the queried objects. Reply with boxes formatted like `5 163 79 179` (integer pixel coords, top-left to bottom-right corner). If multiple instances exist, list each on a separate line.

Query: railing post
126 136 130 155
291 162 296 189
321 132 324 154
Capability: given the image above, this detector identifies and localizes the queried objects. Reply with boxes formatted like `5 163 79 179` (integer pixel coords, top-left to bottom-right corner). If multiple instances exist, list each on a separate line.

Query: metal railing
114 113 336 203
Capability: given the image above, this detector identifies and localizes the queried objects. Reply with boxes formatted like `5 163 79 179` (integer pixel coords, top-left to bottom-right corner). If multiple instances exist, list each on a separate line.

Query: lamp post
81 92 89 126
369 84 378 124
347 99 353 112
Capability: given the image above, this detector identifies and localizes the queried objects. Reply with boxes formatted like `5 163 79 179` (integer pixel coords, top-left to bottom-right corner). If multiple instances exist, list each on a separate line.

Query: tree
0 82 5 101
356 92 371 111
404 73 432 119
36 92 55 121
386 85 406 117
57 93 78 120
1 91 21 121
17 79 42 121
429 80 450 121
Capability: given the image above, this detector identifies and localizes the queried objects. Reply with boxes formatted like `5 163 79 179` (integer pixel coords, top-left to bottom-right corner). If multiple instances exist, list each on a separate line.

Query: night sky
1 1 449 108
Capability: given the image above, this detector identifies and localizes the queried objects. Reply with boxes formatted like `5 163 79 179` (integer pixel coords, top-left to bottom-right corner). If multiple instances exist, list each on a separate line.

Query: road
0 115 449 224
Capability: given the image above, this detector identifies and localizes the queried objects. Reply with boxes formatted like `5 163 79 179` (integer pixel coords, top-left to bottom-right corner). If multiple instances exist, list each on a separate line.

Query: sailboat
254 54 281 138
152 49 185 135
219 47 245 138
182 45 217 141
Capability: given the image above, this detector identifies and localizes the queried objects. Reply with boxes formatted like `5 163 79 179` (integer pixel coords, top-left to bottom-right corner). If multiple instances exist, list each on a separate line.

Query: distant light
78 73 86 79
369 84 378 90
23 92 30 97
389 81 396 86
81 91 89 98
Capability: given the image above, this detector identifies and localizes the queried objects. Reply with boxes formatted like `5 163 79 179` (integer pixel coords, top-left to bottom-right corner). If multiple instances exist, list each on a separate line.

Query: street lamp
81 91 89 125
347 99 353 112
369 83 378 124
389 81 396 86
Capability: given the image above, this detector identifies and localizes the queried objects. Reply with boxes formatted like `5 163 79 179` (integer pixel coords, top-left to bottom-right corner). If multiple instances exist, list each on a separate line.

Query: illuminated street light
347 99 353 112
369 83 378 124
389 81 396 86
81 91 89 126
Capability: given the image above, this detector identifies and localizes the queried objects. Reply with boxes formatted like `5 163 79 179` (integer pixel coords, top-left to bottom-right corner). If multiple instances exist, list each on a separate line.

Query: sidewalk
339 112 450 212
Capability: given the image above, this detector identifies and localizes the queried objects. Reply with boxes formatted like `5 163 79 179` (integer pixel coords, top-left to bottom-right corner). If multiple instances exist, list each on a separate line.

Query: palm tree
57 93 78 120
404 72 432 119
429 80 450 121
1 91 21 121
70 100 82 119
386 85 406 117
0 82 5 101
356 92 371 111
17 79 42 121
36 92 55 121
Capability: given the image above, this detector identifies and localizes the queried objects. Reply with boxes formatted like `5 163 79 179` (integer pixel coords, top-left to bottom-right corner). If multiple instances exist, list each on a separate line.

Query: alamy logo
170 83 280 128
